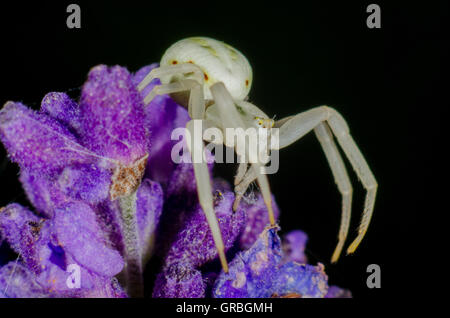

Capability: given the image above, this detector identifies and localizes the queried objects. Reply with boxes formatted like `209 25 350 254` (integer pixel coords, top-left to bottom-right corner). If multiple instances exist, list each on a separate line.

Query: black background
0 1 446 300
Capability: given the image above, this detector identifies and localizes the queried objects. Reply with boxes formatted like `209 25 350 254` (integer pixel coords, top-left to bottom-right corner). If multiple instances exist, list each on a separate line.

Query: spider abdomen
160 37 253 101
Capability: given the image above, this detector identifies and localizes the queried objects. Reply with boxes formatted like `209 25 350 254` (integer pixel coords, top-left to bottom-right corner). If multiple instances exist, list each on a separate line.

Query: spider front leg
137 64 206 119
275 106 377 260
137 64 204 95
186 120 229 272
140 79 197 105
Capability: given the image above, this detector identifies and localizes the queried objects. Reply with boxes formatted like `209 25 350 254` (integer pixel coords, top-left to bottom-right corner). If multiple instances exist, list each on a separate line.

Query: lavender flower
0 65 163 297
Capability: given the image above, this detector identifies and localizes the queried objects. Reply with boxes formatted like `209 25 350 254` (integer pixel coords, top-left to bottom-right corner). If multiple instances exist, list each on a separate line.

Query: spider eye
254 117 263 126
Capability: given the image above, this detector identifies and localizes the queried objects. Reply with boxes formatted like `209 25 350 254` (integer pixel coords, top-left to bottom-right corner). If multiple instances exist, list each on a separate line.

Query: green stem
119 191 143 297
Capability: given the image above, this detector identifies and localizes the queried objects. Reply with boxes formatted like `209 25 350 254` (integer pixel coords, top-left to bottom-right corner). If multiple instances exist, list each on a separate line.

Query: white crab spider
138 37 377 272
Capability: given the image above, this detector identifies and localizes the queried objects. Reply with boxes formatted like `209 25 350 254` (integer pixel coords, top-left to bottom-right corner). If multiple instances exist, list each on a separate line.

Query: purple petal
35 250 90 293
146 102 191 187
79 65 148 165
213 227 330 298
132 64 160 100
57 163 111 204
271 262 328 298
165 143 214 203
34 240 125 297
81 277 128 298
281 230 308 264
0 262 47 298
211 255 250 298
239 193 280 250
325 285 352 298
0 102 97 176
94 201 125 257
214 227 282 298
152 262 205 298
40 92 81 132
163 189 246 268
19 170 68 217
54 202 124 277
133 65 192 187
0 204 46 273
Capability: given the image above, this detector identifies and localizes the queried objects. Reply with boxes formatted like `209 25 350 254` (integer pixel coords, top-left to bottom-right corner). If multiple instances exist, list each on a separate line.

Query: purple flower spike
153 262 205 298
239 193 280 250
213 227 329 298
281 230 308 264
79 65 148 166
53 202 124 277
0 102 97 176
164 189 246 268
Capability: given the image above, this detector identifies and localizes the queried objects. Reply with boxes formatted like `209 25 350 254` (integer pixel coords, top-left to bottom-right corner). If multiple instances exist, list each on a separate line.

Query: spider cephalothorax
138 37 377 272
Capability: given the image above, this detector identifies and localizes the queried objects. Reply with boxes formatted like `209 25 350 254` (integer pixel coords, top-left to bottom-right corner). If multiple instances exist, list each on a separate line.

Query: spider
138 37 377 272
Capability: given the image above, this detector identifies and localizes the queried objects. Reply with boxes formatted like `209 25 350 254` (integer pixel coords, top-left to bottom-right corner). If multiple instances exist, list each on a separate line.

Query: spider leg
275 106 377 256
137 64 204 93
210 83 276 225
233 163 256 211
141 79 197 105
314 122 353 263
235 157 248 186
187 78 228 272
186 120 228 272
326 109 377 255
253 163 276 225
138 64 206 119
